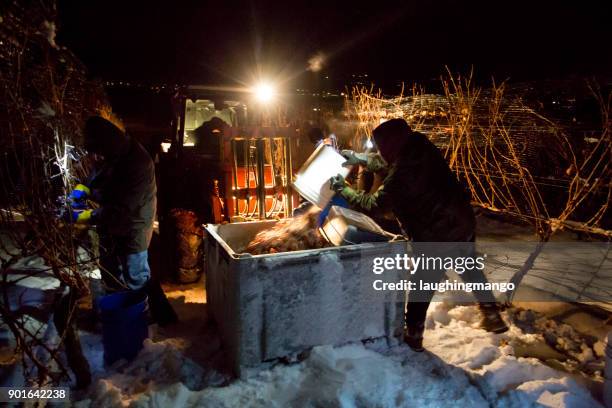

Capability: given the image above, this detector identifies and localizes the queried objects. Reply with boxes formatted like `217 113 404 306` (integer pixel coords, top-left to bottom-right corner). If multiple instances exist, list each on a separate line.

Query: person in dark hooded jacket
79 116 156 289
330 118 507 351
70 116 176 325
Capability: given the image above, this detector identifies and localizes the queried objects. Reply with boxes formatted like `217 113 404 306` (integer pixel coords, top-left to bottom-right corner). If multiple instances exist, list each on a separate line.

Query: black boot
479 303 509 334
145 279 178 327
404 324 425 352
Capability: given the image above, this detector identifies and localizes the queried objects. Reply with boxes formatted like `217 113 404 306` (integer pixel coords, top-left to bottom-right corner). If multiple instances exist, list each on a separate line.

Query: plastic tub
204 220 407 376
98 291 149 364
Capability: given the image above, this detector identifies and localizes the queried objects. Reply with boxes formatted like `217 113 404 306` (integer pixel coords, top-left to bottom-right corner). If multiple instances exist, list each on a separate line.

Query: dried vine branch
347 70 611 302
1 0 108 386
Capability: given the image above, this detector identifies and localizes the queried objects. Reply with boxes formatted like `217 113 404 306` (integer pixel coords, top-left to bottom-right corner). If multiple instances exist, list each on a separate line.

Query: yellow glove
70 184 91 209
71 184 90 200
72 209 93 224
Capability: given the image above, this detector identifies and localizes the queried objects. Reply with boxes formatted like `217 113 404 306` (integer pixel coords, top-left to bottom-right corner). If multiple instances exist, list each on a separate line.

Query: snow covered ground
2 216 610 407
74 300 608 408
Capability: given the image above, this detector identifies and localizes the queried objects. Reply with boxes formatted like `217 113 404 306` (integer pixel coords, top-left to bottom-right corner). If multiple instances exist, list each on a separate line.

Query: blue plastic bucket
98 291 149 364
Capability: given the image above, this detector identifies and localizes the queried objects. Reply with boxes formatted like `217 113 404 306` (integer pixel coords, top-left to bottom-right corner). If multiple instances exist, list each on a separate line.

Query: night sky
57 0 612 86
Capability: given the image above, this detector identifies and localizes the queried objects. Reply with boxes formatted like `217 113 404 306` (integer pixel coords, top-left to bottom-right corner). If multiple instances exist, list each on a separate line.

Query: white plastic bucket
321 205 395 246
293 144 351 209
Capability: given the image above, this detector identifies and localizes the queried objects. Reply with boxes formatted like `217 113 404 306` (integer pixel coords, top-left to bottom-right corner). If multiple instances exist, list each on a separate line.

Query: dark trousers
405 240 497 329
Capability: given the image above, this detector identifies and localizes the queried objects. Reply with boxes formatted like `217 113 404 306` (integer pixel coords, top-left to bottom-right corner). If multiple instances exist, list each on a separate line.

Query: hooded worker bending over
330 118 508 351
70 116 176 325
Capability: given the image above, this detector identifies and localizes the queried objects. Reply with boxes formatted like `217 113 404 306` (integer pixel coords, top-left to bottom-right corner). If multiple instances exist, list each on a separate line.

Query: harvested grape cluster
245 208 330 254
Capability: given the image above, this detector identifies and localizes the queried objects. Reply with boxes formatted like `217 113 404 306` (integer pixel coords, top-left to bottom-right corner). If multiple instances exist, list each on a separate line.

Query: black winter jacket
88 137 157 253
341 131 475 242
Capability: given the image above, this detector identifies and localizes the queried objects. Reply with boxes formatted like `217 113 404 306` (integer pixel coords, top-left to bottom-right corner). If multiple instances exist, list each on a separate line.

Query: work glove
68 209 93 224
69 184 90 209
340 150 368 167
329 174 347 193
367 153 389 173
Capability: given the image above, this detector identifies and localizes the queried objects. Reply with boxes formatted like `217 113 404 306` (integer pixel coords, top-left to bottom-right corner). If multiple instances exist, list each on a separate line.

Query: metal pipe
269 138 276 189
284 136 293 216
247 140 258 218
255 138 266 219
244 139 249 191
231 138 239 216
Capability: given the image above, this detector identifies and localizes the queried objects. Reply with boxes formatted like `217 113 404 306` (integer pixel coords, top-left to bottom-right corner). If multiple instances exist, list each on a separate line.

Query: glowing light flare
252 82 276 103
308 53 325 72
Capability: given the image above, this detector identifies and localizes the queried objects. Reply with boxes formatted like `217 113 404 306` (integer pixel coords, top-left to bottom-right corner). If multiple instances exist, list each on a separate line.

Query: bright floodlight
253 83 275 103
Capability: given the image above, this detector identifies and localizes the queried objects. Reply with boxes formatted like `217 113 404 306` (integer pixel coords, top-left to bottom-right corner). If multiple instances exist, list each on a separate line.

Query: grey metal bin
204 220 407 376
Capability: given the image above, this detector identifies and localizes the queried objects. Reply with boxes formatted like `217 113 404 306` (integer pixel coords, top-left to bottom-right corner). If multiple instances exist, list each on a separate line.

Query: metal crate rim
204 222 408 260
